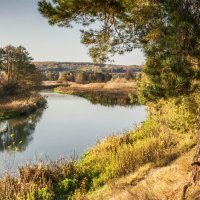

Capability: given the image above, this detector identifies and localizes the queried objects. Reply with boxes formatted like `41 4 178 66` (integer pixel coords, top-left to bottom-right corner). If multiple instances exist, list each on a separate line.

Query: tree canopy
38 0 200 100
0 45 41 95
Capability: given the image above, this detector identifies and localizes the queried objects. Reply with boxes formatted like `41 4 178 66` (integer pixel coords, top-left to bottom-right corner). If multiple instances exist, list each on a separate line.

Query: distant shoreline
53 80 138 105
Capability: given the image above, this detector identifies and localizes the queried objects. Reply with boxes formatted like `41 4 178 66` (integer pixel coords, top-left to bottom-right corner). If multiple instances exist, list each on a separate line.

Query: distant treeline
58 71 112 83
43 70 137 83
34 62 141 73
34 62 141 83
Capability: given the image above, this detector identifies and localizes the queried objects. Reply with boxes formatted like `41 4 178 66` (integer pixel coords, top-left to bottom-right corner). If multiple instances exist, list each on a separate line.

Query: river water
0 91 147 175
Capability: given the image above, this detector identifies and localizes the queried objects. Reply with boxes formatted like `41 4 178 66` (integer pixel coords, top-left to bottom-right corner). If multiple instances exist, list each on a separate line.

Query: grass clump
0 159 88 200
0 93 46 120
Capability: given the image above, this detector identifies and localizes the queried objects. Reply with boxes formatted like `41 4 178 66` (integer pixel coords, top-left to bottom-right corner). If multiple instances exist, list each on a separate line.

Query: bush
38 186 54 200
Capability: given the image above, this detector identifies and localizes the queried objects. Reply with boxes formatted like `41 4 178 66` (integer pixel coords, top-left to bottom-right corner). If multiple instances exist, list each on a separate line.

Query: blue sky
0 0 145 65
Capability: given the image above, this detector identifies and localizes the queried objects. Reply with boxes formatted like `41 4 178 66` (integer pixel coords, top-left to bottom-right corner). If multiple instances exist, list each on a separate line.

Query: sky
0 0 145 65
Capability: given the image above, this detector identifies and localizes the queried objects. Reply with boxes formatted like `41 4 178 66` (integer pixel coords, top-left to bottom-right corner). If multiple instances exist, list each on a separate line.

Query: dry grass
88 148 195 200
0 159 80 200
42 81 61 86
0 94 46 120
68 80 135 91
54 79 137 105
50 78 135 93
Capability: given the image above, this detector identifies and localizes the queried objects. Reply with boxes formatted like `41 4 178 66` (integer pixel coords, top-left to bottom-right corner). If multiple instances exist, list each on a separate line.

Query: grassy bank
0 92 199 199
54 80 137 105
88 147 196 200
0 93 46 120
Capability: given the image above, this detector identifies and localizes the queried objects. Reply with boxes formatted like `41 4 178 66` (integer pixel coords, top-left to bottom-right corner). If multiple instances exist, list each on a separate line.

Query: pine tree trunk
192 111 200 182
182 108 200 199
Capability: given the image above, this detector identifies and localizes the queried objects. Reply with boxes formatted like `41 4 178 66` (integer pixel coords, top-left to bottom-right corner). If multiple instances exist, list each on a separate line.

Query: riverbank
88 147 195 200
0 92 199 199
54 80 137 105
40 81 68 89
0 93 46 120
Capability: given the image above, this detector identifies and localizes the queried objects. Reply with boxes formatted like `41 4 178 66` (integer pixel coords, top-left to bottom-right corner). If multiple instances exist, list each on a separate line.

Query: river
0 91 147 175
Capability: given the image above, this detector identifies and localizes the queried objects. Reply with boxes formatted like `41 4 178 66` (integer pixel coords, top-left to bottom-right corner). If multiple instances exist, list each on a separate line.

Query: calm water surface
0 91 147 174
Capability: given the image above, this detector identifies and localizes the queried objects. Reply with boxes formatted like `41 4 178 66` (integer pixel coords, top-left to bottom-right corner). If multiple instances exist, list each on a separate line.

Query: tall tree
0 45 41 95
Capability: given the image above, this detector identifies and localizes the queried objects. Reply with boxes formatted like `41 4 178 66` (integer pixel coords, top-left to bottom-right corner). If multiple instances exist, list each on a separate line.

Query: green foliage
57 71 112 83
58 179 76 193
128 93 137 104
38 0 200 100
26 185 37 200
37 186 54 200
0 45 42 95
54 178 76 199
38 0 135 63
36 62 141 80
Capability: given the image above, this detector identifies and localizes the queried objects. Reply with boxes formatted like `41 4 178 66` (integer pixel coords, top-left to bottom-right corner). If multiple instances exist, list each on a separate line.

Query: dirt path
89 149 195 200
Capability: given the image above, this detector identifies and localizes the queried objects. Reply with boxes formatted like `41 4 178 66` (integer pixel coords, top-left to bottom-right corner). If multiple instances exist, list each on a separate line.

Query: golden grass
0 94 46 119
69 80 135 90
48 78 135 93
54 79 137 105
88 148 195 200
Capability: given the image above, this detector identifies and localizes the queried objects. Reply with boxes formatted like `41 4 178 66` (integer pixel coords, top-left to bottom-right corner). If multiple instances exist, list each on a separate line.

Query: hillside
34 61 142 74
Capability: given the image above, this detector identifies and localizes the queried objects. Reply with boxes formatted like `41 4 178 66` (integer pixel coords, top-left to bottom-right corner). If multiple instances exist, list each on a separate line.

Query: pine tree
38 0 200 100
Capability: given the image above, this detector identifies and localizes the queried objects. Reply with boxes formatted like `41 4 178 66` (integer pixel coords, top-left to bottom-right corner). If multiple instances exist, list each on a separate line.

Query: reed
0 94 46 120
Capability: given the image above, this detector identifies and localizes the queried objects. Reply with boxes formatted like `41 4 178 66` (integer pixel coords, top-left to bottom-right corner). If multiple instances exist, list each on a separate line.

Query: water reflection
0 108 44 152
86 92 137 106
70 91 137 106
0 92 146 171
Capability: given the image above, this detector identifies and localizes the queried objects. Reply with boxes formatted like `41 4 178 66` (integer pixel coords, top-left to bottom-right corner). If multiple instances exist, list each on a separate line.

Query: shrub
37 186 54 200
